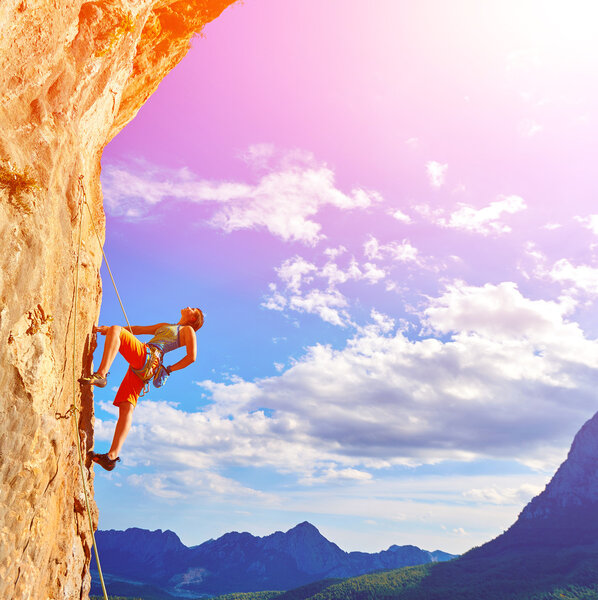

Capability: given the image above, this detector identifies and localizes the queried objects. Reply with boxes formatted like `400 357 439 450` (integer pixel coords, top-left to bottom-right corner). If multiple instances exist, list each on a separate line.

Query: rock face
470 410 598 557
0 2 235 598
93 522 457 597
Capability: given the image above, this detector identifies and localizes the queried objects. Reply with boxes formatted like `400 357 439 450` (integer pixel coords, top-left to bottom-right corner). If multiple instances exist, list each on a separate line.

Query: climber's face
180 306 200 326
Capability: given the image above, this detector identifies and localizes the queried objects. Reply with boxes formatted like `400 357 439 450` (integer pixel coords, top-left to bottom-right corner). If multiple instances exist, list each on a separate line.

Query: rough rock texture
0 1 235 598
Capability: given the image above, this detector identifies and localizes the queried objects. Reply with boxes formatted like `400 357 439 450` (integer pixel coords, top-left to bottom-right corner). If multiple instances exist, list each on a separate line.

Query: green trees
211 545 598 600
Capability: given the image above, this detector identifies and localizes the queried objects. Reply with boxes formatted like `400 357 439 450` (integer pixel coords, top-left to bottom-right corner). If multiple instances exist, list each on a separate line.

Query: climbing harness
131 326 178 395
131 344 163 397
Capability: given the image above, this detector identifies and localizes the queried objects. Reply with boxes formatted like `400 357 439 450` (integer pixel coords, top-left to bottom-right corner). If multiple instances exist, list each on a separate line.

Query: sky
92 0 598 556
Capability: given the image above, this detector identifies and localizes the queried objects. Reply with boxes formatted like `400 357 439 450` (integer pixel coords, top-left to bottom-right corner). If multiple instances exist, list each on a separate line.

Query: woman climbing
79 306 204 471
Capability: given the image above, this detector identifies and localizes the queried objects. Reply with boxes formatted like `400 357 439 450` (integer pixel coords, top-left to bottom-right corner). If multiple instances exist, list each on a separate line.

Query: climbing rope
61 174 137 600
80 178 133 332
69 175 109 600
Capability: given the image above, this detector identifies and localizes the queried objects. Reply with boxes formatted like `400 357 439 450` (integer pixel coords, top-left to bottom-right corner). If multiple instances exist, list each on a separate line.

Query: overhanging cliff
0 1 236 598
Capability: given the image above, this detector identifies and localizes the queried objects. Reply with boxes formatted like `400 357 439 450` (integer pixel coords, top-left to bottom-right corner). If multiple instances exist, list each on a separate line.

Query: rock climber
79 306 204 471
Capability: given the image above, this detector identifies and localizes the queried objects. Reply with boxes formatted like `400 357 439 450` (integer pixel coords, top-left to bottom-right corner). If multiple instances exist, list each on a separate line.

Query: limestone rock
0 1 236 598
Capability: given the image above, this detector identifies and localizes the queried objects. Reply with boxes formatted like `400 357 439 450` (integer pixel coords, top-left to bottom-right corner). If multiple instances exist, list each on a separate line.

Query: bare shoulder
179 325 196 338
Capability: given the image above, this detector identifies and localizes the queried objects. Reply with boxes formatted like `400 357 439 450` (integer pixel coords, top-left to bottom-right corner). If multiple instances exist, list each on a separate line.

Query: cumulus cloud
102 150 382 245
426 161 448 188
362 262 387 284
415 195 526 235
217 282 597 472
550 259 598 295
391 209 412 224
276 256 317 293
262 256 358 327
95 283 598 504
574 214 598 235
287 288 352 327
423 281 577 340
261 237 425 326
363 236 421 264
444 195 526 235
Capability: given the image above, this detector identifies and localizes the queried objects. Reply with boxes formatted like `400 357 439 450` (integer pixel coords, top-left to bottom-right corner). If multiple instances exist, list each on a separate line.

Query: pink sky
93 0 598 554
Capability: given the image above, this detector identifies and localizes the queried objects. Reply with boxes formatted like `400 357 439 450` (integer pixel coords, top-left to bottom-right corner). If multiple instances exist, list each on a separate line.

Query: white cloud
368 309 395 334
288 288 352 327
276 256 317 293
209 167 377 245
386 240 420 263
320 258 362 287
94 282 598 518
441 195 526 235
575 214 598 235
463 483 543 505
210 282 597 470
264 244 417 326
423 281 577 341
102 151 382 245
363 236 421 264
417 195 526 235
299 467 373 486
426 161 448 188
550 259 598 295
391 209 412 224
129 470 272 501
362 262 387 284
364 236 382 260
324 246 347 259
262 285 287 311
238 143 276 169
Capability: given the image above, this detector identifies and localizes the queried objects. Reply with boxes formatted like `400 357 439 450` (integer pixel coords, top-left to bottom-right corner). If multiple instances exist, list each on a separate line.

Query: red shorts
113 328 147 408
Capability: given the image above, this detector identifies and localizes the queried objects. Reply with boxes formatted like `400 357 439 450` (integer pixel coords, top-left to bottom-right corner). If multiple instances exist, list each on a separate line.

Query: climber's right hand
93 325 109 335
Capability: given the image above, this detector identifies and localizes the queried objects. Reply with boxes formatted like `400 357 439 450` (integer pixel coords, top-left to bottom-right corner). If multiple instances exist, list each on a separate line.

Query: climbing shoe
88 452 120 471
78 372 108 388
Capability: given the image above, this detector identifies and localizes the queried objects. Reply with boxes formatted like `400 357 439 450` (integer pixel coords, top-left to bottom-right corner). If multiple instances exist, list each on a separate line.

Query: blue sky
91 0 598 555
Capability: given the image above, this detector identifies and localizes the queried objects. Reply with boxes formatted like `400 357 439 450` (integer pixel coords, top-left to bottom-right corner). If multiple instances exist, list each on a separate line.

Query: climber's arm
93 323 168 336
127 323 168 335
167 326 197 373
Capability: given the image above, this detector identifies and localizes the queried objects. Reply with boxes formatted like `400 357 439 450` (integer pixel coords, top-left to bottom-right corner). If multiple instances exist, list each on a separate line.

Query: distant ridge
209 411 598 600
467 408 598 558
91 521 456 597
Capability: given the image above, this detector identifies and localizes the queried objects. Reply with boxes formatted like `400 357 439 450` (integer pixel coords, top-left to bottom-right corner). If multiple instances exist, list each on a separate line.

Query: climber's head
180 306 204 331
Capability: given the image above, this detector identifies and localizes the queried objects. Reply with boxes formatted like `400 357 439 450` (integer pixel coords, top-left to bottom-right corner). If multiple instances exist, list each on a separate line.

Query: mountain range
91 521 456 598
92 411 598 599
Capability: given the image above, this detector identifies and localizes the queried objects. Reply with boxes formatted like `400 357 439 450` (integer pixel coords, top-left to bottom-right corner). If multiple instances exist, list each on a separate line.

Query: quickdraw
131 344 163 397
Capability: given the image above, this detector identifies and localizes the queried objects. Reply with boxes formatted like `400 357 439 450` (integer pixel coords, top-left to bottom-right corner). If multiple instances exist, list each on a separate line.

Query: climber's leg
96 325 122 377
107 402 135 460
81 327 146 387
113 366 145 408
89 331 145 462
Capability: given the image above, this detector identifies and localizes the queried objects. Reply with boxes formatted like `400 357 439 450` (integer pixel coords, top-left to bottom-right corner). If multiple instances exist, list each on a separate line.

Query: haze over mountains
92 521 456 598
92 411 598 599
